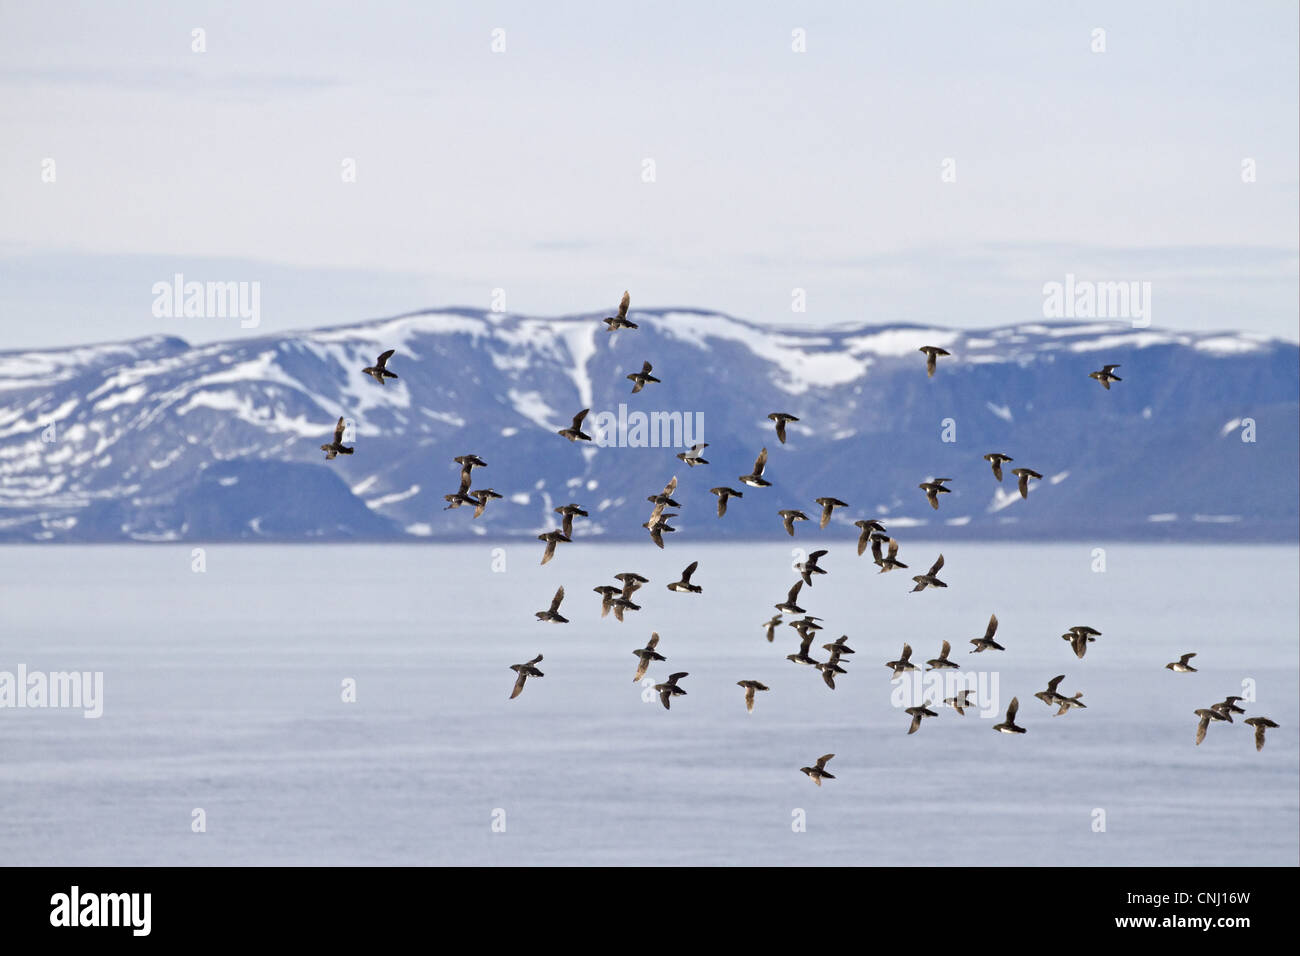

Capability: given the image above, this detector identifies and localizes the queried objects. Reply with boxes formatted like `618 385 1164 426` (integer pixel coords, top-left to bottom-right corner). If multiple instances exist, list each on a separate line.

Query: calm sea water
1 542 1296 866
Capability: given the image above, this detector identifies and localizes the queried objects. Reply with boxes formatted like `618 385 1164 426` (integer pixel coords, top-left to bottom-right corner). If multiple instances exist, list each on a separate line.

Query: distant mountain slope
1 310 1295 542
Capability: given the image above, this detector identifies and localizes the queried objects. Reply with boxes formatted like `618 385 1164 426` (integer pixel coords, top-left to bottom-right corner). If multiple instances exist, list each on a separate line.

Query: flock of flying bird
320 291 1280 784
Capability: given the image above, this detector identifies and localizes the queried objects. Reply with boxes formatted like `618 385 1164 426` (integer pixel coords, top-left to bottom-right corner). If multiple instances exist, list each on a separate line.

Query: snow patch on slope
558 322 597 409
649 312 872 394
845 328 960 357
508 389 558 430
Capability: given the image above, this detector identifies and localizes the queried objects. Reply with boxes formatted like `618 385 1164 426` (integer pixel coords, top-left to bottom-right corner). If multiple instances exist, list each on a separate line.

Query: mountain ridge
1 308 1295 543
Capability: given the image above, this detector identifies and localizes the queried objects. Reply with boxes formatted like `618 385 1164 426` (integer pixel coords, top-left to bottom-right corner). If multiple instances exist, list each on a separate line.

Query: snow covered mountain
1 309 1295 543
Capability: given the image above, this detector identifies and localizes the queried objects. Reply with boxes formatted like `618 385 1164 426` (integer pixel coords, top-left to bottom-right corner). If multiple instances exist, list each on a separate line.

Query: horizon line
5 307 1297 357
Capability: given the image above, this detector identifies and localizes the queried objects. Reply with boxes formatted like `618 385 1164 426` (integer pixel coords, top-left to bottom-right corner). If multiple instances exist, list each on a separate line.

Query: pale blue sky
1 0 1296 348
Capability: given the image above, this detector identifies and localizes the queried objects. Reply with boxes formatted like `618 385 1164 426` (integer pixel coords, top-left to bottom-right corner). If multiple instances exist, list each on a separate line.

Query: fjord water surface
1 542 1295 865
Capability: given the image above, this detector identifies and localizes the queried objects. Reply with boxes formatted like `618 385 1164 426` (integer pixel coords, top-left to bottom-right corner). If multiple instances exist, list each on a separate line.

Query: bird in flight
537 530 570 566
1243 716 1279 752
775 580 806 614
627 360 661 394
710 486 743 517
1194 707 1229 745
593 585 620 619
736 680 770 713
983 452 1013 482
632 633 667 682
786 628 819 667
822 635 855 656
874 535 908 574
557 408 593 442
945 689 977 716
361 349 399 385
739 448 771 488
910 554 947 592
796 550 829 587
642 512 676 549
969 613 1004 652
1089 364 1122 389
653 672 689 710
778 509 809 537
1211 696 1246 721
471 489 503 518
926 640 959 670
1055 690 1086 716
800 753 836 786
534 586 569 623
1010 468 1043 500
993 697 1027 734
817 648 849 690
814 497 848 528
768 412 799 444
1034 674 1068 709
508 654 544 699
610 573 647 621
646 476 680 511
919 345 950 377
854 519 886 556
676 443 709 467
554 503 588 538
603 291 637 331
442 470 478 510
320 417 354 460
885 643 918 678
905 701 938 735
919 477 953 510
667 561 703 594
1063 625 1100 659
454 453 487 473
